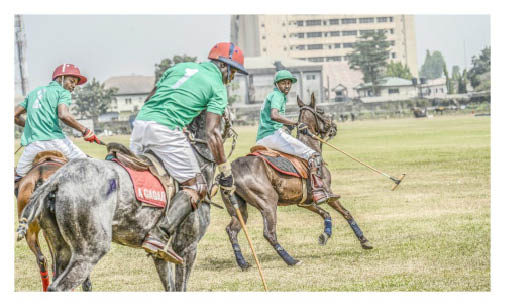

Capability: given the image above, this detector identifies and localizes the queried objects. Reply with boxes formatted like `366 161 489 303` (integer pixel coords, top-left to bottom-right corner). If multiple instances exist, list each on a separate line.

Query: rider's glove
285 124 296 133
297 122 310 136
82 128 102 144
217 161 235 194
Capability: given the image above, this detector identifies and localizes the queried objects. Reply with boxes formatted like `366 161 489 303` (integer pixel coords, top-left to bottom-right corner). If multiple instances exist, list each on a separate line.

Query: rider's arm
57 104 86 134
14 105 26 127
271 108 297 126
206 112 226 165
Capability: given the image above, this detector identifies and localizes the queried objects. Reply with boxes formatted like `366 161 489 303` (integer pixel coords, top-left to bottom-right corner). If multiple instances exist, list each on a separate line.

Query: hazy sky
14 14 490 96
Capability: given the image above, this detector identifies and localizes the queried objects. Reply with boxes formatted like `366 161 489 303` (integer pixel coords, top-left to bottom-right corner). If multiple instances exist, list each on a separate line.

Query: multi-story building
231 14 418 77
103 75 154 121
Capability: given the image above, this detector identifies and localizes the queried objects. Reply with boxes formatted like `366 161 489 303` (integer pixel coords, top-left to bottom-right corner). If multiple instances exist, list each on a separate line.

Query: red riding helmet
208 42 248 75
52 64 87 85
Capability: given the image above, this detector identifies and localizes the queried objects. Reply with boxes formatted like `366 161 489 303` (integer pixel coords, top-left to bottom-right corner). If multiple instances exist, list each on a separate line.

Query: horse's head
297 93 337 141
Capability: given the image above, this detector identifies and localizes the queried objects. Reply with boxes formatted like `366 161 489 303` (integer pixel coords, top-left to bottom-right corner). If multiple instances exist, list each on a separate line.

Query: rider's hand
217 161 235 194
297 122 310 135
82 128 101 144
285 124 296 133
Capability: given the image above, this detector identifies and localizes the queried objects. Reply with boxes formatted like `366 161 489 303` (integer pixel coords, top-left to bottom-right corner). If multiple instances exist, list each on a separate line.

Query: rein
297 106 336 143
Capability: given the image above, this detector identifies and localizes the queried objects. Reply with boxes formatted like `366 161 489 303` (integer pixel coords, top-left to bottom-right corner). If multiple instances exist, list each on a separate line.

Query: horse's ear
297 95 305 108
310 92 316 108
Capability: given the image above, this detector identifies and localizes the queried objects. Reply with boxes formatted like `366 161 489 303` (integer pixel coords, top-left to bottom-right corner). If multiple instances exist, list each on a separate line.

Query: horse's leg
261 204 301 266
176 244 198 292
326 198 373 249
81 277 92 292
25 223 50 291
224 193 251 271
152 257 175 291
301 204 333 245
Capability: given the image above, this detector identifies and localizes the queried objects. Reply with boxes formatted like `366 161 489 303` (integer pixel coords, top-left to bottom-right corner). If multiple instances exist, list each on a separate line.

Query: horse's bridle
297 106 337 141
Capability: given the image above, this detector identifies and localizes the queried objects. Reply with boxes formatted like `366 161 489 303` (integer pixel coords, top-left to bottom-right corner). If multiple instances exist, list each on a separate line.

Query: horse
221 93 373 271
16 111 227 291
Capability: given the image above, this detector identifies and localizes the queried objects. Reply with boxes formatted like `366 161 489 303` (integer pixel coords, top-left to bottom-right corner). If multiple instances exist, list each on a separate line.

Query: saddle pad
248 152 302 178
248 145 309 179
113 159 167 208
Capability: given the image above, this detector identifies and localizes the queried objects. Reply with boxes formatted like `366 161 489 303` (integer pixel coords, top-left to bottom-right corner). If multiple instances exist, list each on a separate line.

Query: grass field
14 114 490 291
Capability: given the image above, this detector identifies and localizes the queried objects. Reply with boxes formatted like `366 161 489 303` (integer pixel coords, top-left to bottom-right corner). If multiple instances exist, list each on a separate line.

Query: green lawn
14 114 490 291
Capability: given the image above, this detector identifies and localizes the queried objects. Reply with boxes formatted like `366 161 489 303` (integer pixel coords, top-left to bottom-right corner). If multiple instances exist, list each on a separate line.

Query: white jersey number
171 68 199 89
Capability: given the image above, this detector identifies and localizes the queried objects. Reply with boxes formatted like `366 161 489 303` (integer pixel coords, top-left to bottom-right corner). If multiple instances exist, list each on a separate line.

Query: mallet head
391 174 406 191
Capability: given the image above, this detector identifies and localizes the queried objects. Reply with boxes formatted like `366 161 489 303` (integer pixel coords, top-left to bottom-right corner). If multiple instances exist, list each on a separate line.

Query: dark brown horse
221 93 373 270
16 150 92 291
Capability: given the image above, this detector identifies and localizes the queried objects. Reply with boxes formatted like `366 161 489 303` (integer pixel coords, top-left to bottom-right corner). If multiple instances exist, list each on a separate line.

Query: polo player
14 64 100 190
255 70 338 204
130 42 248 264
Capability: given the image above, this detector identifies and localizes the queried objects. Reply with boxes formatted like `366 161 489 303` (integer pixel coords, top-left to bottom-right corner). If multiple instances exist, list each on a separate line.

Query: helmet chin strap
227 64 232 84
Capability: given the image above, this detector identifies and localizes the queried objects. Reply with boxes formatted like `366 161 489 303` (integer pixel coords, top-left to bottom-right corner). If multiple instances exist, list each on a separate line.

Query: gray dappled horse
16 111 221 291
221 94 373 271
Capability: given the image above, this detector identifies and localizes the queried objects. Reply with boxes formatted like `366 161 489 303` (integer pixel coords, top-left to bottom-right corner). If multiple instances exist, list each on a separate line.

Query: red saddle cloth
113 158 167 208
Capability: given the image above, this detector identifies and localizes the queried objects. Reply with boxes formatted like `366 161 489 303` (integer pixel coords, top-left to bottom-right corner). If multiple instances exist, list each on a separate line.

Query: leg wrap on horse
231 243 249 269
273 243 298 266
181 174 207 211
324 218 332 237
347 219 364 239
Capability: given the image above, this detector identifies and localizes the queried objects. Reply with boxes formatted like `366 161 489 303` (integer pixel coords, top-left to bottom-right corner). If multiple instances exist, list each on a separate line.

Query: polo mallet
309 133 406 191
226 191 268 292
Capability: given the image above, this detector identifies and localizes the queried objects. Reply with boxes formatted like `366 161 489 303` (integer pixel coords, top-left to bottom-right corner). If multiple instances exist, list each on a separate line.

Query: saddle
248 145 309 179
106 143 176 208
31 150 68 169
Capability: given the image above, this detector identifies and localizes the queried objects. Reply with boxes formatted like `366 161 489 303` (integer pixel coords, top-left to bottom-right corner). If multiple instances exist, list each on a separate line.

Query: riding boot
142 191 193 264
308 155 339 204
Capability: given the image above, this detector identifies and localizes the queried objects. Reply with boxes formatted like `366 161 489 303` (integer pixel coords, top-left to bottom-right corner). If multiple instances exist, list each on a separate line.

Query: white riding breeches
256 129 316 160
16 137 86 177
129 120 201 183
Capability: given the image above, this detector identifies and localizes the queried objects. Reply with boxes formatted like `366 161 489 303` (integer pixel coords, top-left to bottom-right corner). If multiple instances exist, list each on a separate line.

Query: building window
343 42 354 48
376 17 388 23
342 30 357 36
283 47 287 51
306 74 316 80
326 56 342 62
306 20 322 26
308 44 323 50
390 28 395 34
359 17 374 23
390 40 395 46
391 52 396 59
440 88 444 93
329 31 340 36
388 88 400 94
296 20 304 26
359 30 375 36
296 32 305 38
329 19 339 25
308 57 324 62
307 32 322 38
262 36 266 39
283 34 286 38
334 43 341 48
263 48 267 52
295 44 306 50
261 24 265 27
390 17 394 22
341 18 357 24
323 21 327 25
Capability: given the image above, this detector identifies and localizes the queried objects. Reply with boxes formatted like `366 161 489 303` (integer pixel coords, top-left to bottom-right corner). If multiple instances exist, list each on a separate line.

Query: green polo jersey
256 88 286 142
135 61 228 129
19 81 72 146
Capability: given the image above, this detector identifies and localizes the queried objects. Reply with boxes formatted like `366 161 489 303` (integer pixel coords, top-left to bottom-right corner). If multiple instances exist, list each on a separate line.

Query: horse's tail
16 173 60 241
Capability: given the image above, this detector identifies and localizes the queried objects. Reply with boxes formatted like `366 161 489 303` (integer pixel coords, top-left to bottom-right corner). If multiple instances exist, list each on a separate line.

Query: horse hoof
294 260 303 266
318 233 329 245
361 240 373 250
239 263 251 272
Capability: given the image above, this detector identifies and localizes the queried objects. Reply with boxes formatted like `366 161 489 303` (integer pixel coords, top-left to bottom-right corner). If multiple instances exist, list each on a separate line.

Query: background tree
443 64 453 94
420 50 447 79
347 29 390 96
457 69 468 94
155 54 198 82
385 61 413 79
72 78 118 126
468 46 491 90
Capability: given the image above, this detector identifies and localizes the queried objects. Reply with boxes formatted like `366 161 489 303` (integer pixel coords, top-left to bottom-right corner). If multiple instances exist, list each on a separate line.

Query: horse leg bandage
274 243 297 266
324 218 332 237
347 219 364 239
232 243 249 269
